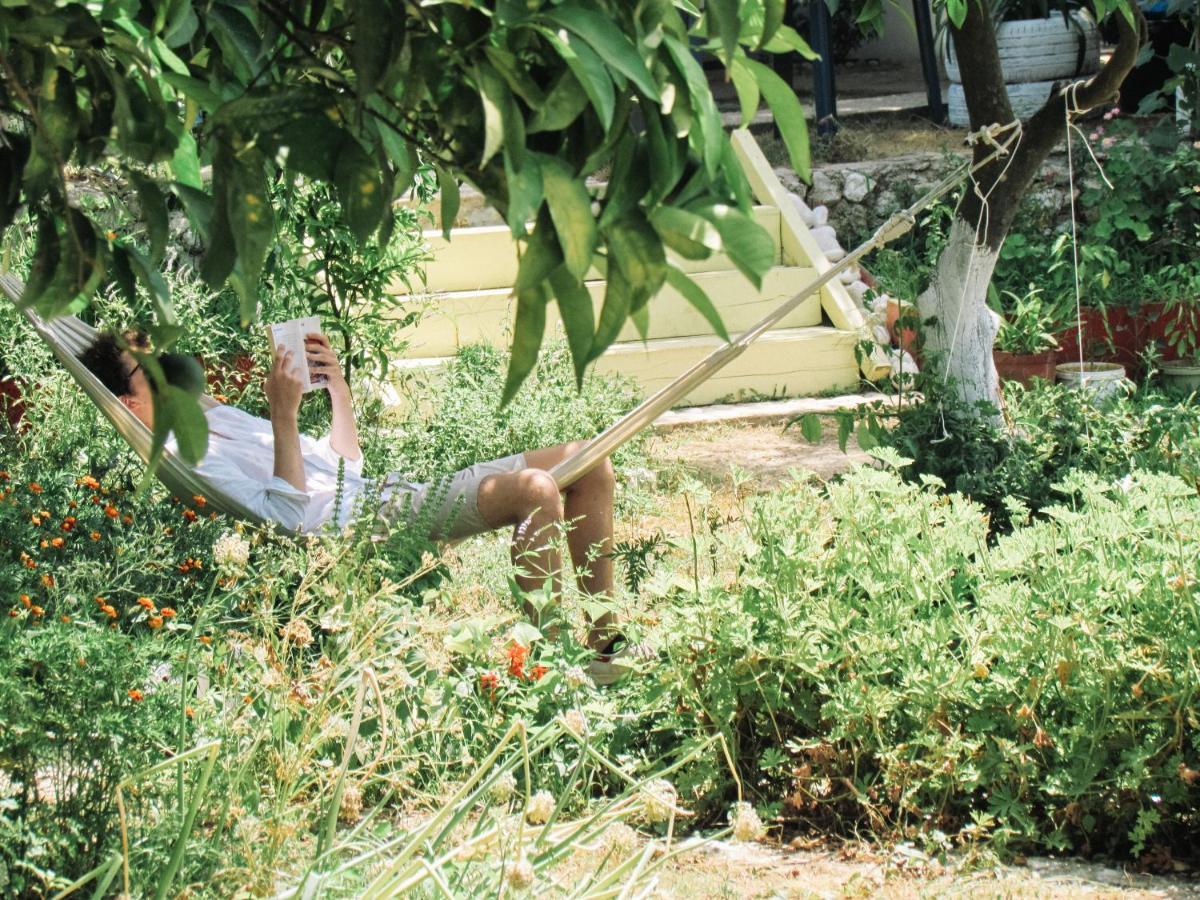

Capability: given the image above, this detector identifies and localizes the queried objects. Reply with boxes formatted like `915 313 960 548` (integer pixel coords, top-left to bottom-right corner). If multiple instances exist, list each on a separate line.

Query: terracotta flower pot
886 299 921 357
993 349 1058 386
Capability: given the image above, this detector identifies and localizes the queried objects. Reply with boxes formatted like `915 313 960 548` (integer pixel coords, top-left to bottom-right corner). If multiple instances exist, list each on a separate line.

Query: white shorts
376 452 528 541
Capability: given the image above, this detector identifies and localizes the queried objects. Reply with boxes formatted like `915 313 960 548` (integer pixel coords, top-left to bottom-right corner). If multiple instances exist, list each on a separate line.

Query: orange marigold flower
90 531 101 541
0 470 8 480
185 706 195 719
77 475 100 489
31 516 42 526
506 641 528 679
39 539 48 549
60 615 70 623
39 510 49 519
19 594 31 609
121 513 133 525
94 595 106 606
104 505 118 518
182 509 197 522
192 495 207 507
67 500 77 510
163 526 174 536
62 515 76 527
531 664 549 681
148 616 163 629
28 482 42 494
160 607 176 618
136 597 155 610
30 605 44 617
8 609 19 618
40 574 54 588
209 511 218 521
128 689 144 702
102 605 118 618
479 670 501 693
243 694 253 705
51 537 64 548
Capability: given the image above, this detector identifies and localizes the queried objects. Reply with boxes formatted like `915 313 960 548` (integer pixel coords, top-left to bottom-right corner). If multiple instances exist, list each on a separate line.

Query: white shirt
169 404 372 533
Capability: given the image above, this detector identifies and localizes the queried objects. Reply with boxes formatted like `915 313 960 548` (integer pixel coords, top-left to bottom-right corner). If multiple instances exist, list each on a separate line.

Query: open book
265 316 327 392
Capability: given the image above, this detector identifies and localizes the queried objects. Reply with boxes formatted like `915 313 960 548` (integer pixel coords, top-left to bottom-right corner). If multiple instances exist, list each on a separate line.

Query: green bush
624 460 1200 858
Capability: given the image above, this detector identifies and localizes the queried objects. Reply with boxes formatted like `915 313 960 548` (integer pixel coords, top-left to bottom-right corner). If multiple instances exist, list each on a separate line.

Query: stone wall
775 150 1074 250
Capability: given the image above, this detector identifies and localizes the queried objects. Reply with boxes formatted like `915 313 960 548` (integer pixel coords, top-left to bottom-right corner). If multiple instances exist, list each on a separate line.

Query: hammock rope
3 118 1022 518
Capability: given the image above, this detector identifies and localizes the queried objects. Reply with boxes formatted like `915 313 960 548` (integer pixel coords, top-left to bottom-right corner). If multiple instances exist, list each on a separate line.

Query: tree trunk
916 218 1002 411
928 2 1147 412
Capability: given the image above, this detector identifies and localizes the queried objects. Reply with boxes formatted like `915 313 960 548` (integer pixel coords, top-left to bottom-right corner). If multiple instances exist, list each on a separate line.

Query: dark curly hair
78 330 149 397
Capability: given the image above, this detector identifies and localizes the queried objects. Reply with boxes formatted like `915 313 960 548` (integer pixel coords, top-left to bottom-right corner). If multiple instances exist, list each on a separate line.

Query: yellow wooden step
397 266 822 358
405 206 783 294
385 326 860 410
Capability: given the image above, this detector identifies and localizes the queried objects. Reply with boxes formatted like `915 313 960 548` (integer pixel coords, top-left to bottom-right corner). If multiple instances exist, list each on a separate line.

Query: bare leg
476 443 617 649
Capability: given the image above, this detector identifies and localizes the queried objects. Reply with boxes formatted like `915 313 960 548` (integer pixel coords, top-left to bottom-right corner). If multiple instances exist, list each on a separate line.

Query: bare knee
516 469 563 520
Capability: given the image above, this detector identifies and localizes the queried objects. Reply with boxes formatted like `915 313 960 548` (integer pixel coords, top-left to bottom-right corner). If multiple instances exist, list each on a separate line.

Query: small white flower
1117 474 1135 494
489 770 517 804
561 708 588 736
507 854 534 889
563 665 589 689
212 531 250 576
602 821 638 857
525 789 556 824
639 779 677 824
729 802 765 842
454 679 471 698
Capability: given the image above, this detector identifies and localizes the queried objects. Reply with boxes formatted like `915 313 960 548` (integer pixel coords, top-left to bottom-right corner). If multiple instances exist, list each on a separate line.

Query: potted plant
993 288 1061 385
1159 286 1200 392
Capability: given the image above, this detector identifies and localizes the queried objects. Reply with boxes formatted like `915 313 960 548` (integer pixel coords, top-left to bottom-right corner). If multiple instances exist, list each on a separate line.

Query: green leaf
705 0 741 65
129 172 168 265
436 165 460 241
170 130 202 189
542 3 661 101
590 261 633 362
528 70 590 134
159 73 223 110
945 0 968 29
515 208 564 294
800 413 822 444
350 0 394 98
503 151 543 237
729 55 761 126
605 211 666 306
502 284 549 406
650 206 721 261
541 157 597 279
837 413 853 452
742 58 811 183
223 148 274 284
856 420 880 452
665 265 729 342
548 265 595 387
759 0 786 49
335 140 385 242
687 203 774 289
597 134 648 230
537 26 616 130
641 103 683 206
476 64 508 169
125 244 178 329
631 303 650 340
662 35 723 178
153 384 209 465
484 46 547 107
762 24 819 59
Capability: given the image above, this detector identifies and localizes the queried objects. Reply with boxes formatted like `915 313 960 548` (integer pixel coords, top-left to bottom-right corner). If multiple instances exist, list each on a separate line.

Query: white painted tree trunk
915 218 1003 412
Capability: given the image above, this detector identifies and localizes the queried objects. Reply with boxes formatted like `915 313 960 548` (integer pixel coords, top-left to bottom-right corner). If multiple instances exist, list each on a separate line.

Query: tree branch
959 4 1148 249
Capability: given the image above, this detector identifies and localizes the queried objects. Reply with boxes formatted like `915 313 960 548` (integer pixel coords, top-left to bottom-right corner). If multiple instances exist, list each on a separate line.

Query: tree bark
918 3 1147 410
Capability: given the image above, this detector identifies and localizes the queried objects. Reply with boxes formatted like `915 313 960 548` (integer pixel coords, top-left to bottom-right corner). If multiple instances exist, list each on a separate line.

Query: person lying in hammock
80 329 639 683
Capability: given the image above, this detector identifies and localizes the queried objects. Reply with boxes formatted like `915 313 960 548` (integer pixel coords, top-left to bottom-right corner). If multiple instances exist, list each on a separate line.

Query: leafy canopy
0 0 818 460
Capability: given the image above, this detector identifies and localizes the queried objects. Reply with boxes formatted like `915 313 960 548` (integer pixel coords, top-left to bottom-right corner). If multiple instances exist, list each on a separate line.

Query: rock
809 170 840 206
843 171 870 203
790 192 816 228
810 225 840 252
811 204 829 227
824 245 846 262
839 266 861 284
848 280 871 302
870 295 891 316
873 324 892 344
889 349 919 377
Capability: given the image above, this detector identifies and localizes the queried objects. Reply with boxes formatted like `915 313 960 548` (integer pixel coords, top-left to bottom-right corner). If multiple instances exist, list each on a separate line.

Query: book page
266 316 325 393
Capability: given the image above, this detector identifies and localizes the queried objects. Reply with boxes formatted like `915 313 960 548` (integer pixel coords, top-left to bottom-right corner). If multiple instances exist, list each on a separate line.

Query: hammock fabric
0 271 267 526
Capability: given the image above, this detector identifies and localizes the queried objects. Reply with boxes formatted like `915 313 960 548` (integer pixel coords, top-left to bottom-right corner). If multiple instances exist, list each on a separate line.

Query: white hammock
0 271 268 526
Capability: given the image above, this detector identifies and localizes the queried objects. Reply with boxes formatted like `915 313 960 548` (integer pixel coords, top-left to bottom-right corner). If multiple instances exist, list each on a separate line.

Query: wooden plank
385 327 861 410
729 129 891 381
401 205 783 295
393 266 823 358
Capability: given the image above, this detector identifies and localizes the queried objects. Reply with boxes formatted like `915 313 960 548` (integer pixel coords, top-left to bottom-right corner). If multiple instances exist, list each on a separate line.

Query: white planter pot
1055 361 1126 401
1160 360 1200 393
945 12 1101 84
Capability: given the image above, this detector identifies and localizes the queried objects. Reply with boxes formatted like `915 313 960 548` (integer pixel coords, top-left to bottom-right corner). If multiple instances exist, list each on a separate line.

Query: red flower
192 494 207 507
40 574 54 588
128 689 144 702
506 642 528 679
479 670 500 694
19 594 31 609
531 664 549 681
182 509 197 522
77 475 100 490
160 607 176 618
104 505 119 518
28 482 42 494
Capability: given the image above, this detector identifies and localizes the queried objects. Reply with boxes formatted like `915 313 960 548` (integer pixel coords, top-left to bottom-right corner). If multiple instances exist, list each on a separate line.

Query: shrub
624 460 1200 859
